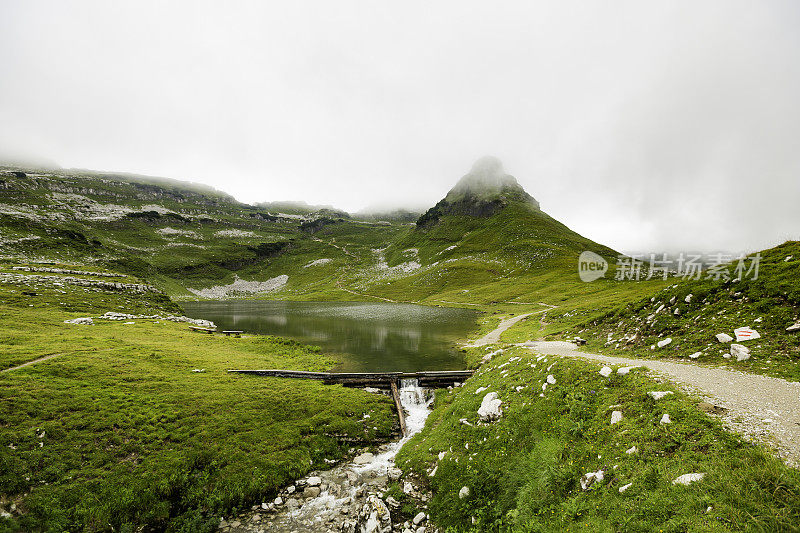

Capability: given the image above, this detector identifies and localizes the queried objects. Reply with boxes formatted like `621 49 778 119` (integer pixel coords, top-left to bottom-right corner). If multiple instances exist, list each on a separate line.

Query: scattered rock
734 327 761 342
64 317 93 325
387 467 402 481
730 344 751 361
657 338 672 348
618 482 633 493
580 470 604 490
477 392 503 421
660 413 672 424
685 294 693 303
672 473 705 485
610 411 623 425
786 322 800 333
475 386 488 395
413 512 426 525
716 333 734 343
617 366 638 375
303 486 321 498
697 402 727 414
689 351 702 359
459 486 470 499
599 366 613 378
546 374 556 385
648 391 674 400
357 495 392 533
625 446 638 454
307 476 322 486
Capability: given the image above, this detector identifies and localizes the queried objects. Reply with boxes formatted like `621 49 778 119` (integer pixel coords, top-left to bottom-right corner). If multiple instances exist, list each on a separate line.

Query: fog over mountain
1 1 799 254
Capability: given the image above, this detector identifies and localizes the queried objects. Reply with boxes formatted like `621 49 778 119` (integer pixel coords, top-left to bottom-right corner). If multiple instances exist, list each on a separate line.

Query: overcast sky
1 1 799 254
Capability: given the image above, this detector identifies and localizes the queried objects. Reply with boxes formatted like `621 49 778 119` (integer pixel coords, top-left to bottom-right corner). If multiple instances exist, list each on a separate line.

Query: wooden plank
390 381 407 437
226 369 473 389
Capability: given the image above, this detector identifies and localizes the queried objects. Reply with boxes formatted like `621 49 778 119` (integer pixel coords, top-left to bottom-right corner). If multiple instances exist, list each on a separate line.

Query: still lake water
181 300 479 372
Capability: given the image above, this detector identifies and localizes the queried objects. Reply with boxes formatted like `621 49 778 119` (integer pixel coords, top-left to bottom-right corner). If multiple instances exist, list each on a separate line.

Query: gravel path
521 341 800 467
464 305 555 347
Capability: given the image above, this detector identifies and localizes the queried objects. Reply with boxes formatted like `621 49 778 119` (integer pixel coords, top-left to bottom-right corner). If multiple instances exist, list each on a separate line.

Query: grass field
0 282 395 532
396 347 800 532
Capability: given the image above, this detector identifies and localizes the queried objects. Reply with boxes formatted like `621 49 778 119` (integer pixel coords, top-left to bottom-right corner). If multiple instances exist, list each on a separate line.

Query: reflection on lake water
180 300 479 372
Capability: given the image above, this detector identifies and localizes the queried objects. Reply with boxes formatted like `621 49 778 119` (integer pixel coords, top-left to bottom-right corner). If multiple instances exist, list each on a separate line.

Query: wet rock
354 452 374 465
387 467 402 481
303 486 321 498
357 495 392 533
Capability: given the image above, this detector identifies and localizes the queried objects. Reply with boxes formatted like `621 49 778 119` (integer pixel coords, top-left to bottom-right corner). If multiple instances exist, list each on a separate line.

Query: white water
262 380 433 532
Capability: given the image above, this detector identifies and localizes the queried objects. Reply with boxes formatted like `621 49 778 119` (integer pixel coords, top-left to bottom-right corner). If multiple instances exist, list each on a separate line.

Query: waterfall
398 378 432 438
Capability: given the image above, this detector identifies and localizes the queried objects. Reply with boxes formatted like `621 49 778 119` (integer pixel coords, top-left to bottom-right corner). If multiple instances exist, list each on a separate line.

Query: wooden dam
227 369 474 436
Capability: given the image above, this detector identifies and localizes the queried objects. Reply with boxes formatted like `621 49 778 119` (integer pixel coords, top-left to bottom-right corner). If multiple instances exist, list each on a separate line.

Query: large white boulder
730 344 751 361
657 338 672 348
715 333 733 343
734 327 760 342
478 392 503 421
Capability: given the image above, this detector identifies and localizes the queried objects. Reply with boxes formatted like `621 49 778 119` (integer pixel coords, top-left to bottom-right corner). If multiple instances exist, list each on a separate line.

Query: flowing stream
225 379 433 532
220 379 432 533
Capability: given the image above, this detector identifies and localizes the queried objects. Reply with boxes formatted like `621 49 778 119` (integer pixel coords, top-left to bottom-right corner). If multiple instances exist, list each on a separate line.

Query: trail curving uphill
464 304 555 347
521 341 800 467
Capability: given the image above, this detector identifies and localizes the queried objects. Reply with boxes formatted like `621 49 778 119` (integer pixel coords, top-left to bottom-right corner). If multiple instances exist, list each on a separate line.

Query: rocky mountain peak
416 157 540 229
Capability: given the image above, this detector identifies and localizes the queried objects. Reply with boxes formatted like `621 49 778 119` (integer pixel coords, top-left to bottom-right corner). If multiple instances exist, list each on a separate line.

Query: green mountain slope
556 241 800 380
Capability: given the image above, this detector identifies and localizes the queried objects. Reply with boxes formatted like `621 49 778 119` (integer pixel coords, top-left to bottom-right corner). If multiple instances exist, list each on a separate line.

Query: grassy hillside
396 347 800 531
0 262 395 532
545 241 800 380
